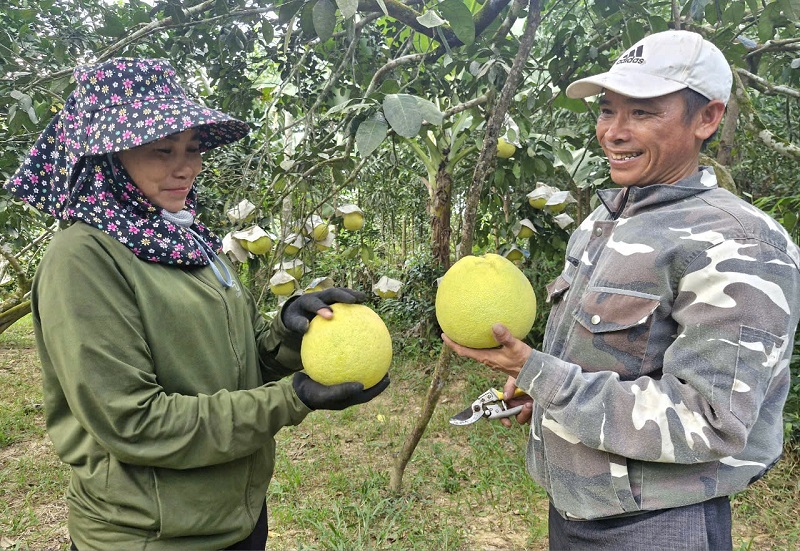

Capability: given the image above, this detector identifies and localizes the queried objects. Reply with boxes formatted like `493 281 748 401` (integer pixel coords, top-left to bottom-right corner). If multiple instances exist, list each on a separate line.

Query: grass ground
1 316 798 550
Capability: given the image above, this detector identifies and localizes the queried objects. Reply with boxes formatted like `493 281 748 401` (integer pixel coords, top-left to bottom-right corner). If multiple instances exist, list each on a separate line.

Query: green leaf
11 90 37 124
415 97 444 125
552 144 573 167
757 3 780 42
552 92 588 114
757 12 774 42
383 94 423 138
439 0 475 45
336 0 358 19
533 157 550 175
360 245 374 263
417 11 446 28
690 0 712 21
356 116 388 157
261 21 275 44
279 0 305 24
624 20 645 44
723 2 745 26
783 210 797 232
313 0 337 42
165 4 187 24
99 13 127 37
300 3 317 37
379 80 400 94
781 0 800 19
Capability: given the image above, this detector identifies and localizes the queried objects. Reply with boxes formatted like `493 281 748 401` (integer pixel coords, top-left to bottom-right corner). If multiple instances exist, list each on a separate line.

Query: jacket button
591 315 601 325
594 227 603 237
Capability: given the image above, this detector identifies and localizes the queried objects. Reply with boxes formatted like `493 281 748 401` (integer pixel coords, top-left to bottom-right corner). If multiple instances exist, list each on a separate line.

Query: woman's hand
292 372 390 410
281 287 367 333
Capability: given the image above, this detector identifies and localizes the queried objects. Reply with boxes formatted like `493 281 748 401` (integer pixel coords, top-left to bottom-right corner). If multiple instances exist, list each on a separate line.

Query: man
444 30 800 550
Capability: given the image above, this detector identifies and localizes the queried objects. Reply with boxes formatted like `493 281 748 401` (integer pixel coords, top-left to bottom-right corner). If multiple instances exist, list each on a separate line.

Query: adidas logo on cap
616 45 644 65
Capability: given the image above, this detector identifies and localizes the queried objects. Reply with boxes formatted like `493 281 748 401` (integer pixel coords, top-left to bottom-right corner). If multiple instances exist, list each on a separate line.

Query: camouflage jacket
515 167 800 520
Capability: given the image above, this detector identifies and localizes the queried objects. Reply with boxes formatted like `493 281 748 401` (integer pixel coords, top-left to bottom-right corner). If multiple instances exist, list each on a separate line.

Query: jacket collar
597 167 717 219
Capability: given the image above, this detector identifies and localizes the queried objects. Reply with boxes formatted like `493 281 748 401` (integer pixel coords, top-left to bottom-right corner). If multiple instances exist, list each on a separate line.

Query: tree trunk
390 158 455 492
430 164 453 270
0 246 34 335
716 93 740 167
0 300 31 335
459 0 541 258
390 0 542 493
389 346 453 492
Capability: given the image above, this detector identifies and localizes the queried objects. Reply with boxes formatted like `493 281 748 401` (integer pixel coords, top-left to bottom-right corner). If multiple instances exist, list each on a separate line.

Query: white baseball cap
566 30 732 105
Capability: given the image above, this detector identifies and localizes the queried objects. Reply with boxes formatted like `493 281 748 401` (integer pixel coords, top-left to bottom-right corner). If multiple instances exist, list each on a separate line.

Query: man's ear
695 100 726 141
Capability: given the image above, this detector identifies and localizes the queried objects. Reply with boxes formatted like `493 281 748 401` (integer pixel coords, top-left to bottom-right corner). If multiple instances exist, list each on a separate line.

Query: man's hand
442 323 533 378
282 287 367 334
499 375 533 428
292 372 390 410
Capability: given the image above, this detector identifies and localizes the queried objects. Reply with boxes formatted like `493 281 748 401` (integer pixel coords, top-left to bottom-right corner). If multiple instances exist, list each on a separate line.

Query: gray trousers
548 496 732 551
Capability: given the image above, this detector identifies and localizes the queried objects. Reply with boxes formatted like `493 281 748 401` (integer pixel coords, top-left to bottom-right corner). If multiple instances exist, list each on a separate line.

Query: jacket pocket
730 325 786 428
542 270 574 352
154 456 252 538
567 288 660 377
540 415 639 519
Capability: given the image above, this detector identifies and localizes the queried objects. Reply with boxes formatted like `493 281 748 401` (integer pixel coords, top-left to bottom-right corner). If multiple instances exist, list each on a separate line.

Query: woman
4 58 388 550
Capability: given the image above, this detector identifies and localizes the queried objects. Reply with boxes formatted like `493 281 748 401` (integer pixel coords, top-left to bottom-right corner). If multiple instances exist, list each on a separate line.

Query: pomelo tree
1 0 799 471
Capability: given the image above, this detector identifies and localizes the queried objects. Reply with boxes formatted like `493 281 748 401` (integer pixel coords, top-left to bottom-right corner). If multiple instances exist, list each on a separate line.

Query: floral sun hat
4 58 249 269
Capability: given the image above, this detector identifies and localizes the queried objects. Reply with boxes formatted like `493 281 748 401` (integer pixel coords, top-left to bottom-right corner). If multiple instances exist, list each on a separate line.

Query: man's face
595 90 703 187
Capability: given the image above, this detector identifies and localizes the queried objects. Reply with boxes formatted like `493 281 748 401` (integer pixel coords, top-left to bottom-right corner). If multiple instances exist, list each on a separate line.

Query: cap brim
85 97 250 155
566 70 688 100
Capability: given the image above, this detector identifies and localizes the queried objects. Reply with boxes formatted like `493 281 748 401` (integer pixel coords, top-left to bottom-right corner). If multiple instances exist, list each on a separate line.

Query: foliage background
1 0 799 434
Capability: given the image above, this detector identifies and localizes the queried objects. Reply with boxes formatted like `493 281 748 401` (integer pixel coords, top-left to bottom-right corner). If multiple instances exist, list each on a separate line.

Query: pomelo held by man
436 253 536 348
300 303 392 389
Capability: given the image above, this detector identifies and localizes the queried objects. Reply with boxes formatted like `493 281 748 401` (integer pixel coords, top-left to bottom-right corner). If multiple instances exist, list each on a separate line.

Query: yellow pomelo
301 303 392 389
436 253 536 348
311 223 329 241
246 236 273 255
343 212 365 231
517 225 535 239
529 197 548 209
496 138 516 159
237 238 252 253
270 281 296 296
505 248 524 262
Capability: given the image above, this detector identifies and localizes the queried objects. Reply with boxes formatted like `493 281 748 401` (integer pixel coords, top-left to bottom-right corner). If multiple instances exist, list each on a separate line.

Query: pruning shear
449 387 527 426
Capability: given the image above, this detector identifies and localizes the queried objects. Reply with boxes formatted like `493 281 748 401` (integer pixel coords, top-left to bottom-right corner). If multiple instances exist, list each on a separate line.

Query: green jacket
32 222 311 549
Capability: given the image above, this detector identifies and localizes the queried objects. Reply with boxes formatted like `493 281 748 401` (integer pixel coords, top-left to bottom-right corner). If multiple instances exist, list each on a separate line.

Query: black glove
292 372 390 411
282 287 367 334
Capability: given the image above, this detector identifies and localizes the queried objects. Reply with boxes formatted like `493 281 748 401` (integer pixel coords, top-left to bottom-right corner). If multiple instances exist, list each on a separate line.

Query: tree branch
744 37 800 59
459 0 542 258
733 69 800 160
735 68 800 99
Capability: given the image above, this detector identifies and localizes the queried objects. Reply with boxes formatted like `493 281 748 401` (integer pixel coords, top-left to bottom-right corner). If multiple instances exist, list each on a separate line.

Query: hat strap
161 209 234 289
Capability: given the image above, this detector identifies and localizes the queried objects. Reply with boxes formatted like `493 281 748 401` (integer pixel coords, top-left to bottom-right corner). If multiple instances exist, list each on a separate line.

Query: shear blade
449 405 483 426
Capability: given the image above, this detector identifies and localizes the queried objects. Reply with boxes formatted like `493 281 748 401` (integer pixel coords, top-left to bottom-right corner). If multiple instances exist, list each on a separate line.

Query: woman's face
117 129 203 213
